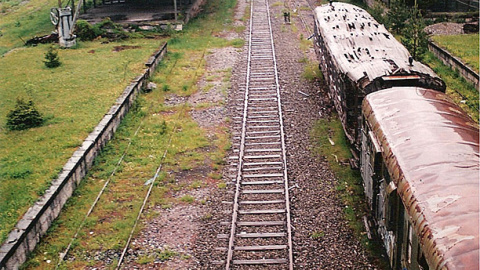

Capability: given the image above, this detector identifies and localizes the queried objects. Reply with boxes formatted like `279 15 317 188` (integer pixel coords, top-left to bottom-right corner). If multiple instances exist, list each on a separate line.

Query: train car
361 87 479 270
312 2 446 152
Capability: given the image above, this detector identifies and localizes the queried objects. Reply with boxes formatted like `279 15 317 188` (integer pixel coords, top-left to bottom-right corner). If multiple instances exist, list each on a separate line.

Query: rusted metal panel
363 87 479 270
313 2 446 149
314 3 444 90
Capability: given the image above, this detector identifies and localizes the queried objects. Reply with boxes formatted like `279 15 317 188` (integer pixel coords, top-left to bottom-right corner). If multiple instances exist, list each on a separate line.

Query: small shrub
75 20 99 41
158 248 177 261
158 120 167 135
162 84 170 92
44 46 61 68
201 213 212 220
208 172 222 179
311 231 325 239
93 17 130 40
180 195 195 203
136 255 154 265
6 98 44 131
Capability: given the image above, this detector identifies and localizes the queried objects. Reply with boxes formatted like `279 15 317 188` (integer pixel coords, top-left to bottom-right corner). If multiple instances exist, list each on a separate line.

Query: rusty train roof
314 2 440 84
363 87 479 269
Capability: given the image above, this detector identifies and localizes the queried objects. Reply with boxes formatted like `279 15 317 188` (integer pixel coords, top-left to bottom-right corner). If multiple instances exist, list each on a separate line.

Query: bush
6 98 44 131
44 46 61 68
75 20 99 41
94 17 130 40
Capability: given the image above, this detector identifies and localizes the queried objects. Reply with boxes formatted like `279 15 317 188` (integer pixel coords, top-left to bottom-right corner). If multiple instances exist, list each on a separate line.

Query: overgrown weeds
22 0 238 268
311 116 389 268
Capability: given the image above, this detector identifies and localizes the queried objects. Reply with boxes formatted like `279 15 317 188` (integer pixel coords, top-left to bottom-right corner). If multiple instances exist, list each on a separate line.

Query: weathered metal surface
313 2 446 149
363 87 479 270
314 2 444 90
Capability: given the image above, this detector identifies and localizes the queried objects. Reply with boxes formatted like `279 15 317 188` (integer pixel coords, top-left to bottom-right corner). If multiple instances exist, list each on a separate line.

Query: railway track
216 0 293 268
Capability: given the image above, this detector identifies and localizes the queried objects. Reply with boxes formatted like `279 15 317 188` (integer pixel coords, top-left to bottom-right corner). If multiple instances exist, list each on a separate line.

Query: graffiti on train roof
363 87 479 269
313 2 439 83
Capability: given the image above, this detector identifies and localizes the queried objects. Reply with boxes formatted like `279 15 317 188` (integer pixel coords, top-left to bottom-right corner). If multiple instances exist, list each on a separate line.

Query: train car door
360 124 381 209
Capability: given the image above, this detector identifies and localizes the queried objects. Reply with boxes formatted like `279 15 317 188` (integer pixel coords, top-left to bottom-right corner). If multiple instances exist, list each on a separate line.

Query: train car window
382 164 391 184
386 191 397 231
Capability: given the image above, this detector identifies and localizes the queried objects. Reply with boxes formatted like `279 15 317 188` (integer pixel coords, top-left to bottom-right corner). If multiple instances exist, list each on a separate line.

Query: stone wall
428 41 479 89
0 42 168 270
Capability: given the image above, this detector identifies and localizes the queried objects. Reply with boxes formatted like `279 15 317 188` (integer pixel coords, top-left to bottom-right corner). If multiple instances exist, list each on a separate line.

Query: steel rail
224 0 293 268
266 2 294 269
225 0 255 267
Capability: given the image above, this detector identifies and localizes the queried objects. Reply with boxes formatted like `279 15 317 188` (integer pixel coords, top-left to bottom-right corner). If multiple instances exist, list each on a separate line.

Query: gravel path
194 0 377 269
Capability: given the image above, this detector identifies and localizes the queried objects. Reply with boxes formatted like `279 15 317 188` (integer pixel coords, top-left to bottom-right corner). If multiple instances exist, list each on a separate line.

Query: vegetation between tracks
311 117 389 269
22 0 239 268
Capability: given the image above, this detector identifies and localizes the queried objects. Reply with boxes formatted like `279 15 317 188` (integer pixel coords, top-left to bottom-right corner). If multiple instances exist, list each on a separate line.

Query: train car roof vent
408 56 414 66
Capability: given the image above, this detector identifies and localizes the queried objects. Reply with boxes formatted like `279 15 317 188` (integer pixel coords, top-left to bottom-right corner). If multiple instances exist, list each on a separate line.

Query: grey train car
361 87 479 270
312 2 446 151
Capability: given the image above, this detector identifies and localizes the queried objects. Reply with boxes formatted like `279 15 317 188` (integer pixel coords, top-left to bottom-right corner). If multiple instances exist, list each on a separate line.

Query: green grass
21 0 238 268
0 0 58 55
310 116 389 268
431 34 479 73
310 231 325 239
302 62 322 82
0 39 163 244
158 248 178 261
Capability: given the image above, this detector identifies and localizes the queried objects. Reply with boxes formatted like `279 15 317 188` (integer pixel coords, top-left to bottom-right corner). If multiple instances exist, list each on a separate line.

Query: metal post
174 0 177 20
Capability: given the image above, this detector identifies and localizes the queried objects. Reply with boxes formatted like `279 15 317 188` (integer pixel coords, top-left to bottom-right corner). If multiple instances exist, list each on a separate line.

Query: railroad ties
215 0 293 269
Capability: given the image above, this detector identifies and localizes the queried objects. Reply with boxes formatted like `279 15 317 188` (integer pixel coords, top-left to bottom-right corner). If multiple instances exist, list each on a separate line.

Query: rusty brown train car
361 87 479 270
313 2 446 152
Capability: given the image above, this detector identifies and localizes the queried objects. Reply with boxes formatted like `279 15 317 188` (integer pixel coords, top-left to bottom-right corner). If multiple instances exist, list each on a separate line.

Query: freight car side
361 87 479 270
313 2 445 152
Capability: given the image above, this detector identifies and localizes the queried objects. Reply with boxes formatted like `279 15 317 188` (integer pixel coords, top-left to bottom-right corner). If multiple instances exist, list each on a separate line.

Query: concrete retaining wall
0 42 168 270
428 40 479 89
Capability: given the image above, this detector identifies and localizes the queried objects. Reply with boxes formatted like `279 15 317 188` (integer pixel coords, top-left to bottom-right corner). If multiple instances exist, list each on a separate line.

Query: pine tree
6 98 44 131
401 6 428 61
385 0 410 34
44 46 61 68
